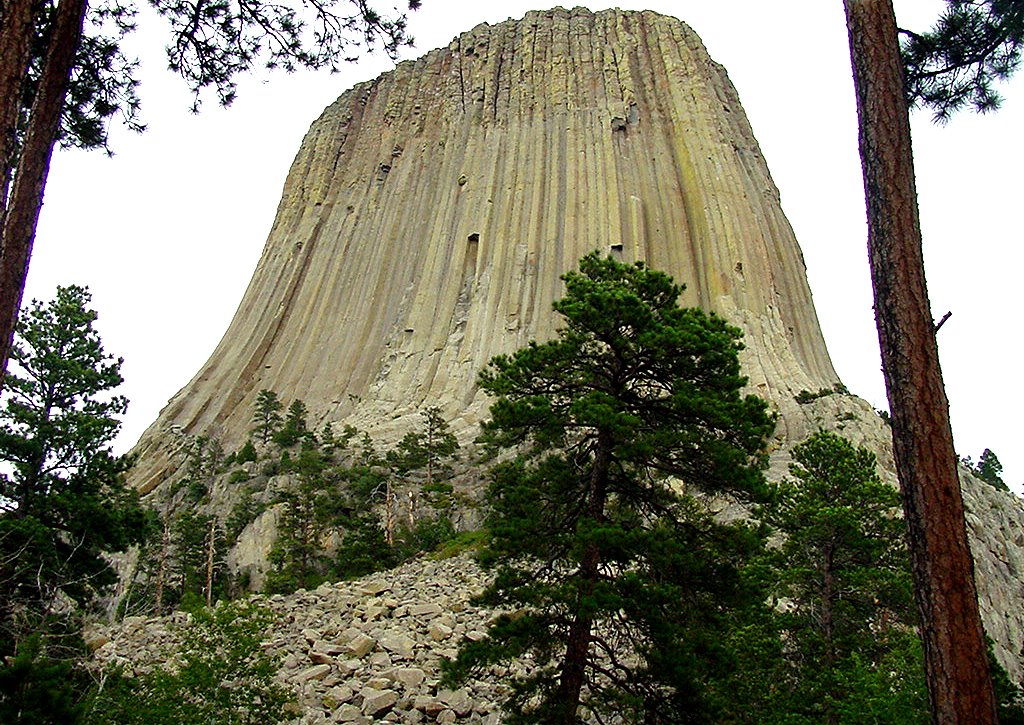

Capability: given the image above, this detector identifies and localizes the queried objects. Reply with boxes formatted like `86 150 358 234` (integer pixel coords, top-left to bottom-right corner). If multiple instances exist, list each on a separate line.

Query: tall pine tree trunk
843 2 996 721
555 430 611 724
205 516 217 607
155 511 171 614
0 0 39 207
0 0 87 381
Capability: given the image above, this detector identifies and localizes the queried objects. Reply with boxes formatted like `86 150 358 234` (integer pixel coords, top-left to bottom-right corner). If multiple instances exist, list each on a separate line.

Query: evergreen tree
170 510 227 609
964 448 1009 492
251 389 283 445
330 448 397 579
443 253 774 724
274 398 311 448
388 405 461 528
236 439 257 464
319 423 337 456
265 447 334 593
0 286 147 719
844 3 997 719
747 431 926 724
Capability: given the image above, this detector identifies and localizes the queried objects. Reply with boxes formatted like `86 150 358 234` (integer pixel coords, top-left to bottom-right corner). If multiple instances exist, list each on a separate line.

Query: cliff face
129 7 838 491
124 7 1024 678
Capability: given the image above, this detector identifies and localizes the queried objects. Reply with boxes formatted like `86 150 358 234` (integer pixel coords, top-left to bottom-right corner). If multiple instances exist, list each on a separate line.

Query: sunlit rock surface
125 7 1024 679
130 6 838 490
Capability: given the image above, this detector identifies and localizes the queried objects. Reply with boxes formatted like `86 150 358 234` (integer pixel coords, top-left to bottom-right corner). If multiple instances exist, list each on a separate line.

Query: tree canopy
755 431 924 723
444 252 775 723
0 0 422 387
0 285 146 717
0 285 145 620
901 0 1024 121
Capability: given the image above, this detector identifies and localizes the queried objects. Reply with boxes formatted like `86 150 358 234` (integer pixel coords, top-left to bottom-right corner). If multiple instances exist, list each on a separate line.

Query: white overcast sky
26 1 1024 488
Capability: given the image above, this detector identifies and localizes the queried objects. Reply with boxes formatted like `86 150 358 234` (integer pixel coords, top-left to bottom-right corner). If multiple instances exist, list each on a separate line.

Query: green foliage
444 253 775 723
273 398 311 448
265 448 339 592
388 406 460 480
721 431 926 723
0 286 147 654
963 448 1009 492
227 468 250 485
386 406 463 548
251 390 283 445
394 515 456 559
11 0 418 160
795 382 849 404
236 439 257 464
432 529 489 559
902 0 1024 121
331 509 396 580
225 488 267 541
0 634 92 725
86 600 292 724
990 644 1024 724
319 423 338 455
258 416 469 593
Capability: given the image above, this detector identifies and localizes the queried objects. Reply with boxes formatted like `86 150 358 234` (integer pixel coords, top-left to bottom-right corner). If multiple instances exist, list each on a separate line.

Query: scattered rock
295 664 332 683
91 555 505 724
361 687 399 716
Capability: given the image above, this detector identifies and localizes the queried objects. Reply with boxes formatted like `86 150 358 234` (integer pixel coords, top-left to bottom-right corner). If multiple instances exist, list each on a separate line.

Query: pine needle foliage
443 253 775 724
750 431 924 724
901 0 1024 121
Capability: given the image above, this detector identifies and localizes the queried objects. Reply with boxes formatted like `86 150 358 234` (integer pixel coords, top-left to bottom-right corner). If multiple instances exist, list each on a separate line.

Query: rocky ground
88 555 511 724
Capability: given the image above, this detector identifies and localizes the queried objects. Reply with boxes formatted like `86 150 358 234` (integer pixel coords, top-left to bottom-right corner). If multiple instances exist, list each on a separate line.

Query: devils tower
124 7 1024 674
129 6 841 491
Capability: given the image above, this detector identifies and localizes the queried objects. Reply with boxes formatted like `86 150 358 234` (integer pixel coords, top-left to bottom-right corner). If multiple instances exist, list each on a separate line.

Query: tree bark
204 516 216 607
555 429 611 724
0 0 40 208
843 2 997 722
155 511 171 614
0 0 87 382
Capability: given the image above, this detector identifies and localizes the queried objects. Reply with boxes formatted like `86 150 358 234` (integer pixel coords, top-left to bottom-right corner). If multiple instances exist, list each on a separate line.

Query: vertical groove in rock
129 7 839 492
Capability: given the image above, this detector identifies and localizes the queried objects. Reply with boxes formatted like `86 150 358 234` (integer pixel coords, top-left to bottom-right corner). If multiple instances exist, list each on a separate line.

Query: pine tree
236 439 257 464
753 432 925 724
964 448 1009 492
443 253 775 724
0 286 147 718
251 390 283 445
844 3 997 719
274 398 311 448
330 445 397 579
388 405 461 528
171 510 215 607
265 447 334 593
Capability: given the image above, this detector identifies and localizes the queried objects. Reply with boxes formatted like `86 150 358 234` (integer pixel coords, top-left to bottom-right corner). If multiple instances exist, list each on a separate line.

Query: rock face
129 6 838 493
122 6 1024 682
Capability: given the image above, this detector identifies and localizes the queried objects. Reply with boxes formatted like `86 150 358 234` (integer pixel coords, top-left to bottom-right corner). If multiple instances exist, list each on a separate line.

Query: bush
86 600 291 725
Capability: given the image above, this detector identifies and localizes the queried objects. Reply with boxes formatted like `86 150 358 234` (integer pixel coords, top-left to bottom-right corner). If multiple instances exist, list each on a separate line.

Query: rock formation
129 6 838 493
122 7 1024 682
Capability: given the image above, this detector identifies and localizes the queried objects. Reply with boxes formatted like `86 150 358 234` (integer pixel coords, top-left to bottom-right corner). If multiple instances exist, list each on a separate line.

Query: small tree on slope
443 252 775 724
0 286 146 720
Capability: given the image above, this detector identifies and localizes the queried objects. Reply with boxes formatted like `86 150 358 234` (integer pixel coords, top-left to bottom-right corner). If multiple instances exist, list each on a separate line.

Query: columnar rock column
130 7 838 490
